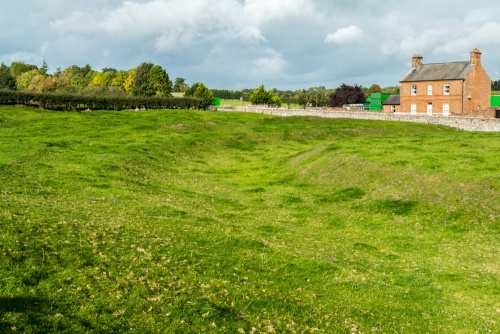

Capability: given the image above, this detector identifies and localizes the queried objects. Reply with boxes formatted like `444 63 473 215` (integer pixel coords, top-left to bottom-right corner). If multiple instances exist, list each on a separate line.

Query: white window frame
427 84 433 95
443 103 450 117
444 84 450 95
410 103 417 115
411 84 417 96
391 105 396 113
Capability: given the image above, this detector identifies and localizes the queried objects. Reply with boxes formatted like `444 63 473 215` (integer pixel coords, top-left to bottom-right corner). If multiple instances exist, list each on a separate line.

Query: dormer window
411 84 417 95
444 84 450 95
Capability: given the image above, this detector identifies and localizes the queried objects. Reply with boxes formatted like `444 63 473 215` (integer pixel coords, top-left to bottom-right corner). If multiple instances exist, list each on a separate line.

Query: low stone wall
235 106 500 132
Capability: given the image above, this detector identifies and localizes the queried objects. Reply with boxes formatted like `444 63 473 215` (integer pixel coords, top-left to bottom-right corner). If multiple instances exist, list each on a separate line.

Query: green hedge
0 90 202 111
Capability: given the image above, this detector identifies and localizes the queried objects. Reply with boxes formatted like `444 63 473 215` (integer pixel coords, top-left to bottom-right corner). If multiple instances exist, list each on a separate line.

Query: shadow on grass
0 296 94 333
317 187 366 203
369 199 417 215
0 297 47 332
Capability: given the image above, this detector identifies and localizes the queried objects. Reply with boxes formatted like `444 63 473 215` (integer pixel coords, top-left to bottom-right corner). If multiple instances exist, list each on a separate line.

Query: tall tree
0 63 17 90
111 70 128 92
147 65 171 97
328 83 366 107
40 60 49 76
250 84 281 107
132 62 154 96
124 68 137 95
192 82 213 105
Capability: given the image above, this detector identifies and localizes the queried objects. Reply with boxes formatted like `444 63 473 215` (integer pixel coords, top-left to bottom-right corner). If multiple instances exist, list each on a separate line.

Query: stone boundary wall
235 106 500 132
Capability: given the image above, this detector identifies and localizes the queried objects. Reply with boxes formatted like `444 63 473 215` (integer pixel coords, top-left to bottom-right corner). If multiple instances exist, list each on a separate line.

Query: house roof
383 95 400 105
401 61 472 82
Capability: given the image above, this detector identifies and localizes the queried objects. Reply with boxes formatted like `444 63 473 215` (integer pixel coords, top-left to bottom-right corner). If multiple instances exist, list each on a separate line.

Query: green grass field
0 106 498 333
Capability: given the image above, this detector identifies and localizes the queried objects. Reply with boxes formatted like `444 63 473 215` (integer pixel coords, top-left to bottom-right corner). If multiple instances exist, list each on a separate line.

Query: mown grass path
0 106 498 333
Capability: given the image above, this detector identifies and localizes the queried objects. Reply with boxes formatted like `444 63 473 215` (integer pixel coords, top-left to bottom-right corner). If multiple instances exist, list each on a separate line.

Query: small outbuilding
382 95 400 113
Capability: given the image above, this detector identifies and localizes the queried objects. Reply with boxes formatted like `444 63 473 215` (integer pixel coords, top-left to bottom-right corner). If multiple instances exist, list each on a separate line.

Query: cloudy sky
1 0 499 90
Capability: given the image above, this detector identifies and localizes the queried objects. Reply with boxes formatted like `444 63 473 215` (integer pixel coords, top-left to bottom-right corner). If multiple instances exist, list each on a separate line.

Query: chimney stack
470 48 482 65
412 54 423 69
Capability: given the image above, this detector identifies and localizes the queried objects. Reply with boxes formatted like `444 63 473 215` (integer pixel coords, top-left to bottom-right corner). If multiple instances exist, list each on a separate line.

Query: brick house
399 48 492 117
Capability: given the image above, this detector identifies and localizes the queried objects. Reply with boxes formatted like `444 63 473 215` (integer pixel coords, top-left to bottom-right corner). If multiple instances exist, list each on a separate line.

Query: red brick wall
400 79 464 115
463 65 491 114
383 104 401 113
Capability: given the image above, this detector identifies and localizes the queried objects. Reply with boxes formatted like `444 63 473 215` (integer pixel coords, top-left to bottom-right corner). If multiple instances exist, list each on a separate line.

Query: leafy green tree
382 86 400 94
173 77 188 93
101 71 116 87
492 80 500 91
124 68 137 95
88 72 105 87
10 62 38 79
147 65 171 97
328 83 366 107
111 70 128 92
368 84 382 95
64 64 93 88
16 69 45 91
250 84 281 107
184 82 201 97
0 63 17 90
102 68 117 73
192 82 213 105
41 75 73 93
132 62 154 96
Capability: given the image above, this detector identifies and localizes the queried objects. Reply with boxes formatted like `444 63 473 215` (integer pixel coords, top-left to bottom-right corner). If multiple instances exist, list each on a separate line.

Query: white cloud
434 21 500 55
238 27 266 44
243 0 320 23
251 53 286 74
325 25 363 44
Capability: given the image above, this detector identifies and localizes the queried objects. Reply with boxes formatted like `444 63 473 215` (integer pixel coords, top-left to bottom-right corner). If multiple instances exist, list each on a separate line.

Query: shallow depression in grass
0 106 498 333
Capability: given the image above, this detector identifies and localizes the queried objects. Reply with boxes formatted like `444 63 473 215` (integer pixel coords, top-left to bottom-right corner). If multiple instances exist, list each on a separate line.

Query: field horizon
0 106 498 333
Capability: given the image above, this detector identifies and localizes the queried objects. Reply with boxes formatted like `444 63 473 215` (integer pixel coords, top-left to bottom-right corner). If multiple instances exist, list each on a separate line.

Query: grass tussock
0 106 499 333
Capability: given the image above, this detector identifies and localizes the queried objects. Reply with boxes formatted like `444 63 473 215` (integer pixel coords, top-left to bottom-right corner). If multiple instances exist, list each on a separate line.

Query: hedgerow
0 89 201 111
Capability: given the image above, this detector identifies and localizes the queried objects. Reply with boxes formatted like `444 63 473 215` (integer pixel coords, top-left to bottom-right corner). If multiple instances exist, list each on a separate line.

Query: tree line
242 83 400 108
0 61 175 97
0 60 221 109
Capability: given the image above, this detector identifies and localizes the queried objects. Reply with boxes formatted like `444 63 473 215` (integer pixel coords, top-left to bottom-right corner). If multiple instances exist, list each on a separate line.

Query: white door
427 102 433 115
443 103 450 117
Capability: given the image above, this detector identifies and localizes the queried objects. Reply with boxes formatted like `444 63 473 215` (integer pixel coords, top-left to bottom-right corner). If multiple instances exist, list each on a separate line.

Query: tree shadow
0 296 46 313
0 296 97 333
0 297 47 332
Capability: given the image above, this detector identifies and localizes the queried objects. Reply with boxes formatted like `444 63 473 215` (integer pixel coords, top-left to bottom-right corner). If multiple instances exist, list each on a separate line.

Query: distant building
399 48 492 118
382 95 400 113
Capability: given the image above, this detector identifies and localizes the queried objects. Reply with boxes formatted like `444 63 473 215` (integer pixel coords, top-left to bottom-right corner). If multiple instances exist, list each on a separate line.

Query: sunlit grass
0 106 498 333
